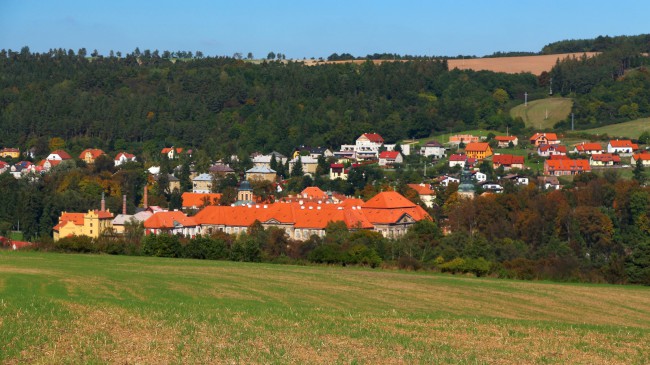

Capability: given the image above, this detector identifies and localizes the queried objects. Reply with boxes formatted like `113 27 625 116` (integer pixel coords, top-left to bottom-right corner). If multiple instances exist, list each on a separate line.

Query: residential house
494 136 518 148
111 211 152 235
530 133 560 147
544 159 591 176
78 149 105 164
161 147 184 160
114 152 136 166
253 152 288 168
537 144 567 157
334 145 356 160
192 173 213 193
361 191 431 238
471 171 487 182
209 164 235 176
330 163 348 180
407 183 436 208
573 142 604 155
440 176 460 187
492 154 525 171
53 198 114 241
182 192 222 210
420 140 446 159
37 159 63 172
538 176 561 190
464 142 492 160
246 166 277 182
479 181 504 193
289 155 319 175
0 161 7 173
354 133 384 159
449 134 480 146
47 150 72 161
378 151 403 166
632 153 650 167
0 148 20 159
502 174 529 186
607 140 638 155
144 211 199 237
449 154 476 168
589 153 621 167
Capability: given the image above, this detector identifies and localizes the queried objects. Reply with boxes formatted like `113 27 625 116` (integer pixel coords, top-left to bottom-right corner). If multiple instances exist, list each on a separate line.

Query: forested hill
0 49 539 159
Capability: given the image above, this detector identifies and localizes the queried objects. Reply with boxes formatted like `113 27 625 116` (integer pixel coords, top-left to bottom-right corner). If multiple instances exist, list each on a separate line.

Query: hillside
510 97 573 130
581 117 650 139
2 252 649 364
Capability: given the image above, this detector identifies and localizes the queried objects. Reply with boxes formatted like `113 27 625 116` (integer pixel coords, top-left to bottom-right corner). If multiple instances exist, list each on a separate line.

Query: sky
1 0 648 59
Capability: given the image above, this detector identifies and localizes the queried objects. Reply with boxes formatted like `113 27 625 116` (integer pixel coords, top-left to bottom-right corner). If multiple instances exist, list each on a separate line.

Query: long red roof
493 154 524 166
362 133 384 143
144 211 197 229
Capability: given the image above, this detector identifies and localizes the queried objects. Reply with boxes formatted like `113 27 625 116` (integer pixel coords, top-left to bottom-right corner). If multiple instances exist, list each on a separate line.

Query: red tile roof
494 136 517 142
633 153 650 161
609 140 637 149
144 211 197 229
300 187 328 199
546 159 591 172
53 212 85 231
549 154 571 160
364 191 417 209
182 193 222 208
161 147 183 154
115 152 136 160
379 151 400 159
407 183 435 195
465 142 490 152
539 144 567 153
361 133 384 143
574 142 603 153
50 150 72 159
449 154 467 161
530 133 558 141
79 149 105 160
492 154 524 166
591 153 620 163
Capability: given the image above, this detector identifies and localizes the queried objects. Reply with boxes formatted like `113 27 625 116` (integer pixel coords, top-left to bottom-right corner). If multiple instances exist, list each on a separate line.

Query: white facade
114 153 136 166
354 135 383 159
441 176 460 187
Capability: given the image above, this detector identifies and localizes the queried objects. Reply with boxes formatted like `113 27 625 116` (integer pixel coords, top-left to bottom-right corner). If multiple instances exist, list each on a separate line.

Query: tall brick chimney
122 195 127 215
143 185 148 209
101 192 106 212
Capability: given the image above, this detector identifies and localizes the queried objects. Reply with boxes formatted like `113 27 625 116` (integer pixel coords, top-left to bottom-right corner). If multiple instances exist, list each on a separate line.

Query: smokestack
101 192 106 212
122 195 127 215
143 185 148 209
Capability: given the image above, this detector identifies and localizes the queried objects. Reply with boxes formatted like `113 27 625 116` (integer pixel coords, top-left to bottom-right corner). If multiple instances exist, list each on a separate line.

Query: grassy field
510 97 573 130
581 118 650 139
401 129 500 146
1 252 649 364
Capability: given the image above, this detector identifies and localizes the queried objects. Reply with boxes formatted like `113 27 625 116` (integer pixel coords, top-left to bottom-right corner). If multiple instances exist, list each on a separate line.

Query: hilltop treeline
542 34 650 54
0 47 538 158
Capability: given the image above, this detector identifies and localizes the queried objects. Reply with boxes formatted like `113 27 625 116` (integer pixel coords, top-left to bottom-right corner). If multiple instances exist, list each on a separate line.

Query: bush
142 234 182 258
397 255 422 271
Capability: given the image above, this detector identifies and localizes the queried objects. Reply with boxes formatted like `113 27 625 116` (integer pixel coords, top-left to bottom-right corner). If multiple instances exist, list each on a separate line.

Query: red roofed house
607 140 638 155
464 142 493 160
407 183 436 208
0 147 20 159
544 159 591 176
530 133 560 147
589 153 621 167
355 133 385 159
47 150 72 161
449 134 480 145
494 136 519 148
378 151 403 166
144 211 198 236
38 159 62 172
449 154 476 168
330 163 348 180
573 142 604 155
114 152 137 166
538 144 567 157
182 192 222 210
79 149 106 164
492 154 525 171
161 147 184 160
0 161 7 173
632 153 650 167
53 197 114 241
361 191 431 238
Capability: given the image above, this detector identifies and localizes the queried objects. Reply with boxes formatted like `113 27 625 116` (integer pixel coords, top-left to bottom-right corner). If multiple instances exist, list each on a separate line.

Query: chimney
101 192 106 212
143 185 148 209
123 195 127 215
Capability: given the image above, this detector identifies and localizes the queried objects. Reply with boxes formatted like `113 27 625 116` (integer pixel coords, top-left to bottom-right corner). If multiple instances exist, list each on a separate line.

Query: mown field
510 97 573 130
581 118 650 139
1 252 649 364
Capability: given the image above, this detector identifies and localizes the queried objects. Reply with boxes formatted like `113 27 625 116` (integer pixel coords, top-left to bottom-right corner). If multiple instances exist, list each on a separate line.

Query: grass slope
510 97 573 130
581 118 650 139
401 129 500 146
2 252 650 364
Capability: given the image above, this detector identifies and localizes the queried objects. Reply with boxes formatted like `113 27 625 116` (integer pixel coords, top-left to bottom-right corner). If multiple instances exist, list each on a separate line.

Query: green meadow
1 252 649 364
510 97 573 130
581 118 650 139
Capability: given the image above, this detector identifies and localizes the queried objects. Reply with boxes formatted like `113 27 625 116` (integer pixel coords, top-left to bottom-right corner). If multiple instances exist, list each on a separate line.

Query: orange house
79 149 106 164
464 142 493 160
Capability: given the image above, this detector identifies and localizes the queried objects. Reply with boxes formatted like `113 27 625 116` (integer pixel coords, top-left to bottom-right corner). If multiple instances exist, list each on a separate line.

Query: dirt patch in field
0 267 55 276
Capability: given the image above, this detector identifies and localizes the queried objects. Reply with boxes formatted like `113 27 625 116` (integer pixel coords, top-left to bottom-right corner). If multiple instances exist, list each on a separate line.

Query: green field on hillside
581 118 650 139
1 252 649 364
401 129 500 145
510 97 573 130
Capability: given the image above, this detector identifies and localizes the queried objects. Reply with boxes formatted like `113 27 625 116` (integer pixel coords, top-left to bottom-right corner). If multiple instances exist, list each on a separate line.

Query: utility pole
571 113 575 131
524 92 528 107
549 77 553 95
423 161 427 177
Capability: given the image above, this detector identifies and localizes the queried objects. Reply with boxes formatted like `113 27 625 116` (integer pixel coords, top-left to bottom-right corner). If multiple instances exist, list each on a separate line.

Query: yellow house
464 142 493 160
78 149 105 164
0 148 20 159
53 209 114 241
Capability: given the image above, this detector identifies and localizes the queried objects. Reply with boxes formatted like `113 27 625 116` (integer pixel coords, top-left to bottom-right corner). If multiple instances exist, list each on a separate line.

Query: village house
192 173 213 193
246 166 277 182
589 153 621 167
607 139 638 155
209 163 235 176
378 151 403 167
144 211 199 237
538 176 561 190
0 161 7 174
632 153 650 167
448 134 480 146
37 159 63 172
471 171 487 182
530 133 560 147
354 133 385 160
309 147 334 159
479 181 504 193
440 175 460 187
407 183 435 208
0 147 20 159
329 163 348 180
537 144 567 157
502 174 529 186
114 152 136 166
492 154 525 171
161 147 185 160
420 140 446 159
289 155 319 175
53 197 114 241
47 150 72 161
252 152 288 168
449 154 476 168
78 149 105 164
464 142 493 160
494 136 518 148
573 142 604 155
334 145 356 160
544 159 591 176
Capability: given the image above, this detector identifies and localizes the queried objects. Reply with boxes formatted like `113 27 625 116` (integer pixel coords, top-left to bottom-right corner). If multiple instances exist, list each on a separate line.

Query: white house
608 140 638 155
252 152 288 168
114 152 137 166
46 150 72 161
420 141 446 159
441 176 460 187
354 133 384 159
378 151 403 166
192 173 213 193
471 171 487 182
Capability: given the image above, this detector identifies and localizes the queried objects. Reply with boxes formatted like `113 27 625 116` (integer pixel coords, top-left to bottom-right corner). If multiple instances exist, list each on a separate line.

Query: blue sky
1 0 648 58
